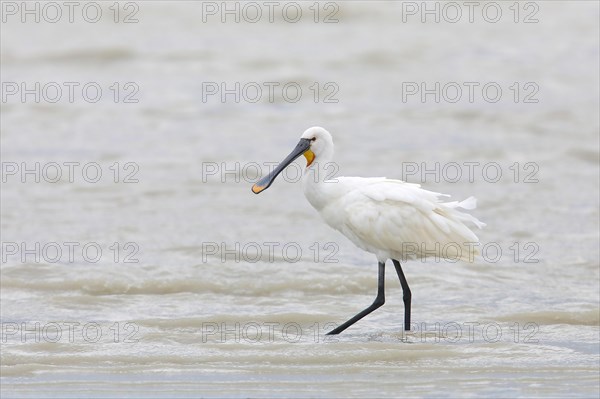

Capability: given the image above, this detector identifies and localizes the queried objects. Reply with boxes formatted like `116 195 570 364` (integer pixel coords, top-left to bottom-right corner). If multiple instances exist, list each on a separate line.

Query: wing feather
324 177 485 262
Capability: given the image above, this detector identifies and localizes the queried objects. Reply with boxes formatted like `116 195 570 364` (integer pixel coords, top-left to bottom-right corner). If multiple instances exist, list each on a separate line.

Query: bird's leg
326 261 386 335
392 259 411 331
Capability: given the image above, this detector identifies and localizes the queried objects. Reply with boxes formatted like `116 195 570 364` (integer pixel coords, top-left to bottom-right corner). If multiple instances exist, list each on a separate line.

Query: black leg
392 259 411 331
326 261 386 335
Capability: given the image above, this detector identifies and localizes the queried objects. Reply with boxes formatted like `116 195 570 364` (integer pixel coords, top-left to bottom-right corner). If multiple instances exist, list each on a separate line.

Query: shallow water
1 1 599 398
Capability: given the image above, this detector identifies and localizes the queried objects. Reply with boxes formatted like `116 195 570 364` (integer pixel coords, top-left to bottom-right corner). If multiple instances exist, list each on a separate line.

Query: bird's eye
311 137 317 142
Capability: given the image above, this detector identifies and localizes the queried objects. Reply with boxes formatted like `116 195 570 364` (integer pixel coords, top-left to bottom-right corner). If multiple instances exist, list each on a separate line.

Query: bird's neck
302 158 334 211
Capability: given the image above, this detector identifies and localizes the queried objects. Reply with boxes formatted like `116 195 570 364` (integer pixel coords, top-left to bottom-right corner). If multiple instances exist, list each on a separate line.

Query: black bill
252 138 311 194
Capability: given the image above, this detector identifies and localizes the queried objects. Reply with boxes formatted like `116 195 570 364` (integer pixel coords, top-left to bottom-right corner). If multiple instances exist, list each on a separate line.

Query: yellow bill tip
252 184 265 194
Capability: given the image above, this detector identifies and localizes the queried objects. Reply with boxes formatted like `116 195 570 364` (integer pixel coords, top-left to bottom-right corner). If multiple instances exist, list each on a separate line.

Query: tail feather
442 196 486 229
458 196 477 210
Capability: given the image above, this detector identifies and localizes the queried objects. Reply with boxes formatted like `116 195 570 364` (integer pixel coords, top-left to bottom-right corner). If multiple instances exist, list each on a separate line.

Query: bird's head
252 126 333 194
300 126 334 167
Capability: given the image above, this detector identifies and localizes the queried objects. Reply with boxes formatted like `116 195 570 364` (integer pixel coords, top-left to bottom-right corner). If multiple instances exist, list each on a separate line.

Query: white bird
252 127 485 335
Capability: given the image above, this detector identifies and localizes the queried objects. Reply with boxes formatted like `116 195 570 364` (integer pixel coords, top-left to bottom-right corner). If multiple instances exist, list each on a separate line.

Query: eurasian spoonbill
252 127 485 335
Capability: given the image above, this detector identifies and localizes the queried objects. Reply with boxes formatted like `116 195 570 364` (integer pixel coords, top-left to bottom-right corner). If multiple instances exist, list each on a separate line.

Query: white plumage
252 126 485 334
298 127 485 263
